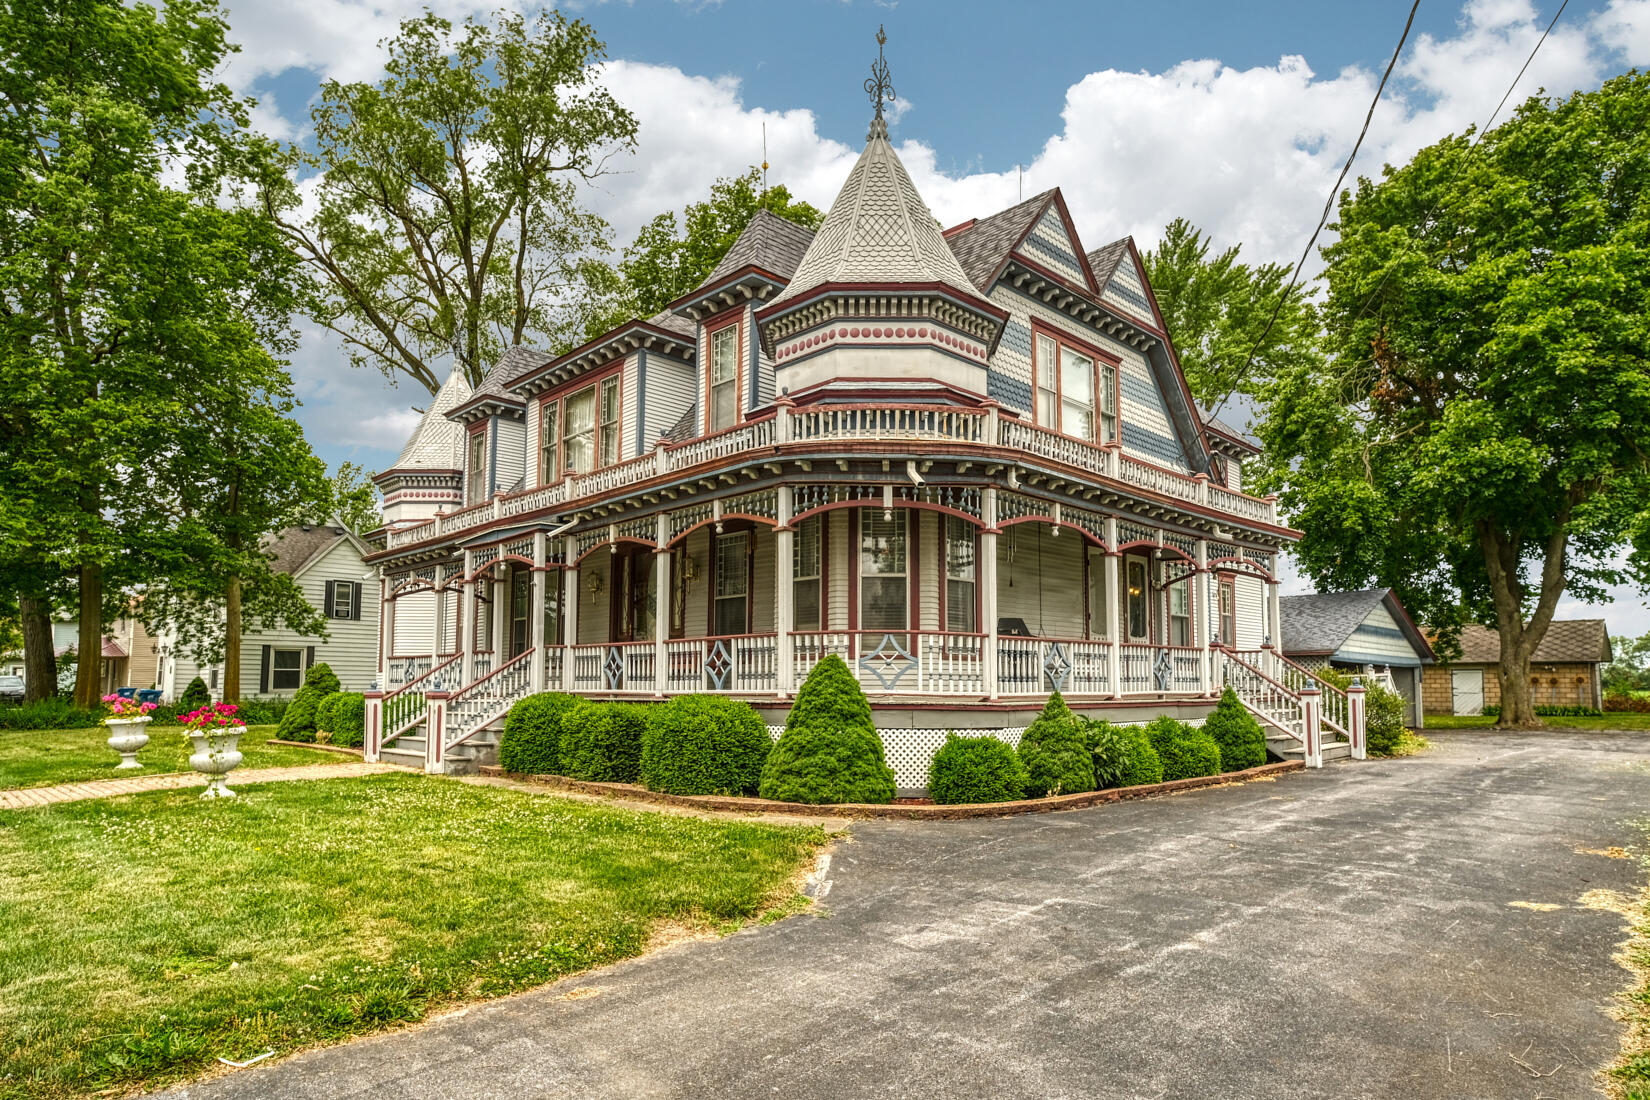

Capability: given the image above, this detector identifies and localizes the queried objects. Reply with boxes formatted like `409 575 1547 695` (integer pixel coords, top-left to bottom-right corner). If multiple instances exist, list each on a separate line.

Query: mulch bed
475 760 1305 820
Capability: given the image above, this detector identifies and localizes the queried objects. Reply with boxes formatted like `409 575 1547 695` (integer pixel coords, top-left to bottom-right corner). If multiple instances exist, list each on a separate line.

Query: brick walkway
0 761 402 811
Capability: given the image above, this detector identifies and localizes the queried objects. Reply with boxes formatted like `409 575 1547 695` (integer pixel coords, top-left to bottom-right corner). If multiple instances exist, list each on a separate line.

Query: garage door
1452 669 1485 716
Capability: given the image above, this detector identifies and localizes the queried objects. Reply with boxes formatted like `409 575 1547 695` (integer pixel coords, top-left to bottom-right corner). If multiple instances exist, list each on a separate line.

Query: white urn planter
188 726 246 798
105 717 153 769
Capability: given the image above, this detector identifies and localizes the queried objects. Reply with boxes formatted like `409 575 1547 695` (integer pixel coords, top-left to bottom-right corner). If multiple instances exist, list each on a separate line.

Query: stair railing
1219 649 1323 767
436 647 537 766
382 654 462 749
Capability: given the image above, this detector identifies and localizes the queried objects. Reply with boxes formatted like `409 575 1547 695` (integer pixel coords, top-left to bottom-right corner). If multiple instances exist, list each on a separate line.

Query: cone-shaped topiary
275 663 340 743
559 701 650 782
759 654 894 804
497 693 582 775
640 695 771 795
1143 715 1222 781
927 733 1029 804
1084 718 1163 788
178 676 212 710
1016 692 1095 798
1201 688 1268 772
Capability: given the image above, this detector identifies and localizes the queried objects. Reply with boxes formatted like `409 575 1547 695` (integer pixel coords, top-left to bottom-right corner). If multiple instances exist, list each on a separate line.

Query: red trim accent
703 310 745 436
754 281 1009 326
942 218 977 238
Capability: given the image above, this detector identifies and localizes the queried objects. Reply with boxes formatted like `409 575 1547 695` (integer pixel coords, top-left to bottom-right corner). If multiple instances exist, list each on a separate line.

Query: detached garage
1278 588 1435 728
1423 621 1611 716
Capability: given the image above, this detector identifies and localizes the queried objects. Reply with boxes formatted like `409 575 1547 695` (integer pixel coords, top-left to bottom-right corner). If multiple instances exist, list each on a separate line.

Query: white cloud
1593 0 1650 63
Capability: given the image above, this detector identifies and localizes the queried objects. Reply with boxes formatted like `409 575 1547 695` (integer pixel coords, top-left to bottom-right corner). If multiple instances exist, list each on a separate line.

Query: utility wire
1206 0 1420 422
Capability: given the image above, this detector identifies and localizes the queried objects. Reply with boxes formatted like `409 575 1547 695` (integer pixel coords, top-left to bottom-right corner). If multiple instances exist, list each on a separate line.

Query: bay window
1219 577 1236 647
1125 555 1149 642
943 516 976 633
793 516 822 631
713 530 750 635
1087 548 1109 639
1168 577 1192 646
563 388 596 475
1034 329 1118 443
600 376 620 467
709 323 738 432
860 510 908 634
467 426 487 502
539 398 559 485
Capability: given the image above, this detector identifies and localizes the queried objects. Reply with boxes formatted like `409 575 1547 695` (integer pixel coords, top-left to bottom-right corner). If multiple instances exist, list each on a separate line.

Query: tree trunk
223 575 241 703
1478 519 1569 729
73 560 102 708
19 593 55 703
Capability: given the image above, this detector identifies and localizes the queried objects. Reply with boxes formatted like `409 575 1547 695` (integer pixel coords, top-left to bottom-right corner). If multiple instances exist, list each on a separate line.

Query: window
327 581 358 621
709 323 738 432
793 516 822 631
713 531 749 635
600 376 620 467
474 590 493 652
510 567 530 657
1168 577 1191 646
467 427 487 502
670 543 690 638
1125 556 1149 642
539 398 560 484
1034 330 1117 443
271 648 302 691
1087 548 1109 640
563 388 596 475
1219 577 1236 647
944 516 976 633
860 510 908 632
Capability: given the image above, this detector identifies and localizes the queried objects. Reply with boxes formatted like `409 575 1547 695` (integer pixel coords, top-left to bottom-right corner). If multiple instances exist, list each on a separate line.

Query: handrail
386 653 461 700
446 646 535 703
442 646 538 753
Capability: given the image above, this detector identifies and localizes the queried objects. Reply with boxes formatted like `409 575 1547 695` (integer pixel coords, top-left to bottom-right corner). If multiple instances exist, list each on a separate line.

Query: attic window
708 322 739 433
1034 328 1117 444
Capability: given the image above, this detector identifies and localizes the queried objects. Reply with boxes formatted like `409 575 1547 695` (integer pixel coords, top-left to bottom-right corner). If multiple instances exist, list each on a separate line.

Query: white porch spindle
654 514 670 698
529 532 547 692
562 544 579 692
1194 538 1212 695
460 549 475 686
1104 516 1121 695
981 487 999 699
775 486 796 695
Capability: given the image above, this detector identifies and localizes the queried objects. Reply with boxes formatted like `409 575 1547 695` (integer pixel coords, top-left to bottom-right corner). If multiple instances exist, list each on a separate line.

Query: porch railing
382 653 461 746
998 637 1111 695
1233 648 1351 737
442 647 536 754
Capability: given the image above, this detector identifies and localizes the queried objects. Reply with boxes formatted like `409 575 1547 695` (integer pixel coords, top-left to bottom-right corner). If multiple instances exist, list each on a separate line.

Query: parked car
0 674 25 704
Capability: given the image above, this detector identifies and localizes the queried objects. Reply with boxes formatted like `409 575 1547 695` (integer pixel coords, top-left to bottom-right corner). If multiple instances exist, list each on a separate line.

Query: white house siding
618 351 641 460
1017 208 1090 288
1234 573 1266 649
1341 604 1423 665
679 527 711 638
392 589 436 658
826 511 848 630
577 553 611 644
751 527 777 634
985 285 1189 473
996 523 1086 638
644 354 696 450
917 510 940 632
493 416 527 494
524 396 541 486
239 539 380 696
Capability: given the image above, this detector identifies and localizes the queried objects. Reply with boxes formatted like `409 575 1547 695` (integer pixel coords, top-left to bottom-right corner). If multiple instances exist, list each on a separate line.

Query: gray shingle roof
266 525 350 576
663 402 698 443
769 128 980 309
1086 238 1131 286
645 309 697 340
943 191 1053 293
465 347 539 408
702 209 816 287
1448 620 1612 665
391 368 472 470
1278 588 1408 656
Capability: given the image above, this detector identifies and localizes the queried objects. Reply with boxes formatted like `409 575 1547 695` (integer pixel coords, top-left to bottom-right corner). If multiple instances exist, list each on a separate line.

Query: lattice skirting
763 720 1205 792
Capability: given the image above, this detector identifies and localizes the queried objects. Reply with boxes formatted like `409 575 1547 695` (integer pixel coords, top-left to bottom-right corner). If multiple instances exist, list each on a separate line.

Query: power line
1206 0 1420 421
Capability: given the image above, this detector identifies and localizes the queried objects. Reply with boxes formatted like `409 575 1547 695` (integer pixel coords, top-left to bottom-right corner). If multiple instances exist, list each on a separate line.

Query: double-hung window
1219 577 1236 647
943 516 976 633
714 531 749 635
539 398 560 484
1125 555 1150 642
860 510 908 634
563 388 596 475
271 649 302 691
1087 548 1109 640
792 516 822 631
1168 577 1192 646
1034 331 1117 443
467 427 487 502
599 377 620 467
709 324 738 432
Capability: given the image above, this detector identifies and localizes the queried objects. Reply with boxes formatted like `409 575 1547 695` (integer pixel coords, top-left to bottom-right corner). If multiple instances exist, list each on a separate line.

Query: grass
0 772 825 1099
1423 713 1650 730
1610 824 1650 1099
1373 728 1432 756
0 724 341 790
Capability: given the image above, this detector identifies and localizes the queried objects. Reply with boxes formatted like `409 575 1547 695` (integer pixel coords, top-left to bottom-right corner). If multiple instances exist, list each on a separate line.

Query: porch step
442 727 500 776
380 732 426 769
1268 738 1352 764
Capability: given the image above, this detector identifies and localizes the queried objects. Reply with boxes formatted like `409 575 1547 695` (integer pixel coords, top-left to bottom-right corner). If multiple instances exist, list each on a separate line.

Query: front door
1451 668 1484 716
509 566 530 658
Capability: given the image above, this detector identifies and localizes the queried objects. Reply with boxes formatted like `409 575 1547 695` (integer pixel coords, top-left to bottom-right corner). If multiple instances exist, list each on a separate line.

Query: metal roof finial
865 24 894 140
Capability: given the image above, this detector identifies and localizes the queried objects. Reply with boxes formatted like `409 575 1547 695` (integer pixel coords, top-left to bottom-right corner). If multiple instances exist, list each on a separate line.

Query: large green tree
265 10 637 393
1256 74 1650 727
587 168 823 337
1141 217 1321 407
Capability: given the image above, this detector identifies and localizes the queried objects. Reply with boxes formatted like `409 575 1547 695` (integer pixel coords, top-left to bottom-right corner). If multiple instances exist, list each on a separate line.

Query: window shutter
352 582 363 620
306 646 315 670
324 580 337 618
259 646 271 694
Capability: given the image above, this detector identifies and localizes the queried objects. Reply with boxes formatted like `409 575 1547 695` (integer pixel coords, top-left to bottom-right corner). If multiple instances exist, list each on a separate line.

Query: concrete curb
475 761 1305 820
265 739 364 756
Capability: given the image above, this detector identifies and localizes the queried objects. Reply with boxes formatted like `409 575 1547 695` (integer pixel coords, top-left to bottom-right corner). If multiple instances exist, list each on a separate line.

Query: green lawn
0 772 824 1099
0 724 342 790
1423 713 1650 730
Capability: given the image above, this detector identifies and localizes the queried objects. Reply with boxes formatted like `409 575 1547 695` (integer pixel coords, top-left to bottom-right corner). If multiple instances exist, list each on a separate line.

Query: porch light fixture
590 572 605 597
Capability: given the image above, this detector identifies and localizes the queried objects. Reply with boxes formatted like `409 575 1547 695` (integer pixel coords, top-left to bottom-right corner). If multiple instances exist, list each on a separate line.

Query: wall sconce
590 572 605 597
680 556 699 583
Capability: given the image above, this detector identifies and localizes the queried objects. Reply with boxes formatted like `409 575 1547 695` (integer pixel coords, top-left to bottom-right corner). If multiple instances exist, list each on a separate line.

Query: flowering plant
102 694 157 723
180 702 243 733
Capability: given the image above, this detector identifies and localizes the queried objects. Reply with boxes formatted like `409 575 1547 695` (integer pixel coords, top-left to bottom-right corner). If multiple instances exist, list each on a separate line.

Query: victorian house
362 91 1364 786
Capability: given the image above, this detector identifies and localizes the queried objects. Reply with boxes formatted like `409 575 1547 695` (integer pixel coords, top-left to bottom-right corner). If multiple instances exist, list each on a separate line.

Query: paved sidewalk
0 761 400 810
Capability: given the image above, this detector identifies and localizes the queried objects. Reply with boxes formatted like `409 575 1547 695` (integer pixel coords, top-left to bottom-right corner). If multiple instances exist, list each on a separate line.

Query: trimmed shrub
1016 692 1095 798
560 702 650 783
178 676 212 709
275 663 341 743
496 693 582 775
640 695 771 795
327 693 366 748
1201 687 1268 772
760 655 895 804
1144 715 1222 781
229 697 292 726
1605 692 1650 713
1482 702 1603 718
1364 682 1408 755
927 733 1029 804
314 694 342 743
1084 719 1163 788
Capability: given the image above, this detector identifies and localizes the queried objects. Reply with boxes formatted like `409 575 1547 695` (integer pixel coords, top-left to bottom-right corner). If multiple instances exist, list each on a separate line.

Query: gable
1010 203 1095 293
1102 249 1160 329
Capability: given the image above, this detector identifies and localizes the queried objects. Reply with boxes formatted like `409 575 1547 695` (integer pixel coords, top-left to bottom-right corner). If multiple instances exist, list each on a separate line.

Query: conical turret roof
391 368 472 471
768 119 979 308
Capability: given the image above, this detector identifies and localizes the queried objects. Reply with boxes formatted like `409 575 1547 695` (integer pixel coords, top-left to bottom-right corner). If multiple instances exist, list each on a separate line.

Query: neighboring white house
154 524 380 701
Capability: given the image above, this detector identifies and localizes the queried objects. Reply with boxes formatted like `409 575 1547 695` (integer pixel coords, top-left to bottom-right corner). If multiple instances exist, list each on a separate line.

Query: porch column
430 575 446 680
1195 538 1212 696
562 542 580 692
460 550 475 686
530 533 547 692
492 564 508 661
1267 577 1283 648
379 576 394 687
775 487 795 695
981 487 1000 699
1104 516 1121 696
654 513 670 698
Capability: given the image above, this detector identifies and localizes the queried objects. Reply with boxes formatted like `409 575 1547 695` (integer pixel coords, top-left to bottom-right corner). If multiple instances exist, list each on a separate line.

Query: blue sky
220 0 1650 630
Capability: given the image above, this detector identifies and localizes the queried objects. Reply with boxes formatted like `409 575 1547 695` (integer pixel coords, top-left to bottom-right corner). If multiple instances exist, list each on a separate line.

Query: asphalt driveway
159 730 1650 1099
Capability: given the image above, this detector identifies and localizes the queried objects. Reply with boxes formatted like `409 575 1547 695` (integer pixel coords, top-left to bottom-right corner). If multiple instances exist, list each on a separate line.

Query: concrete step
379 745 426 768
1270 739 1353 764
